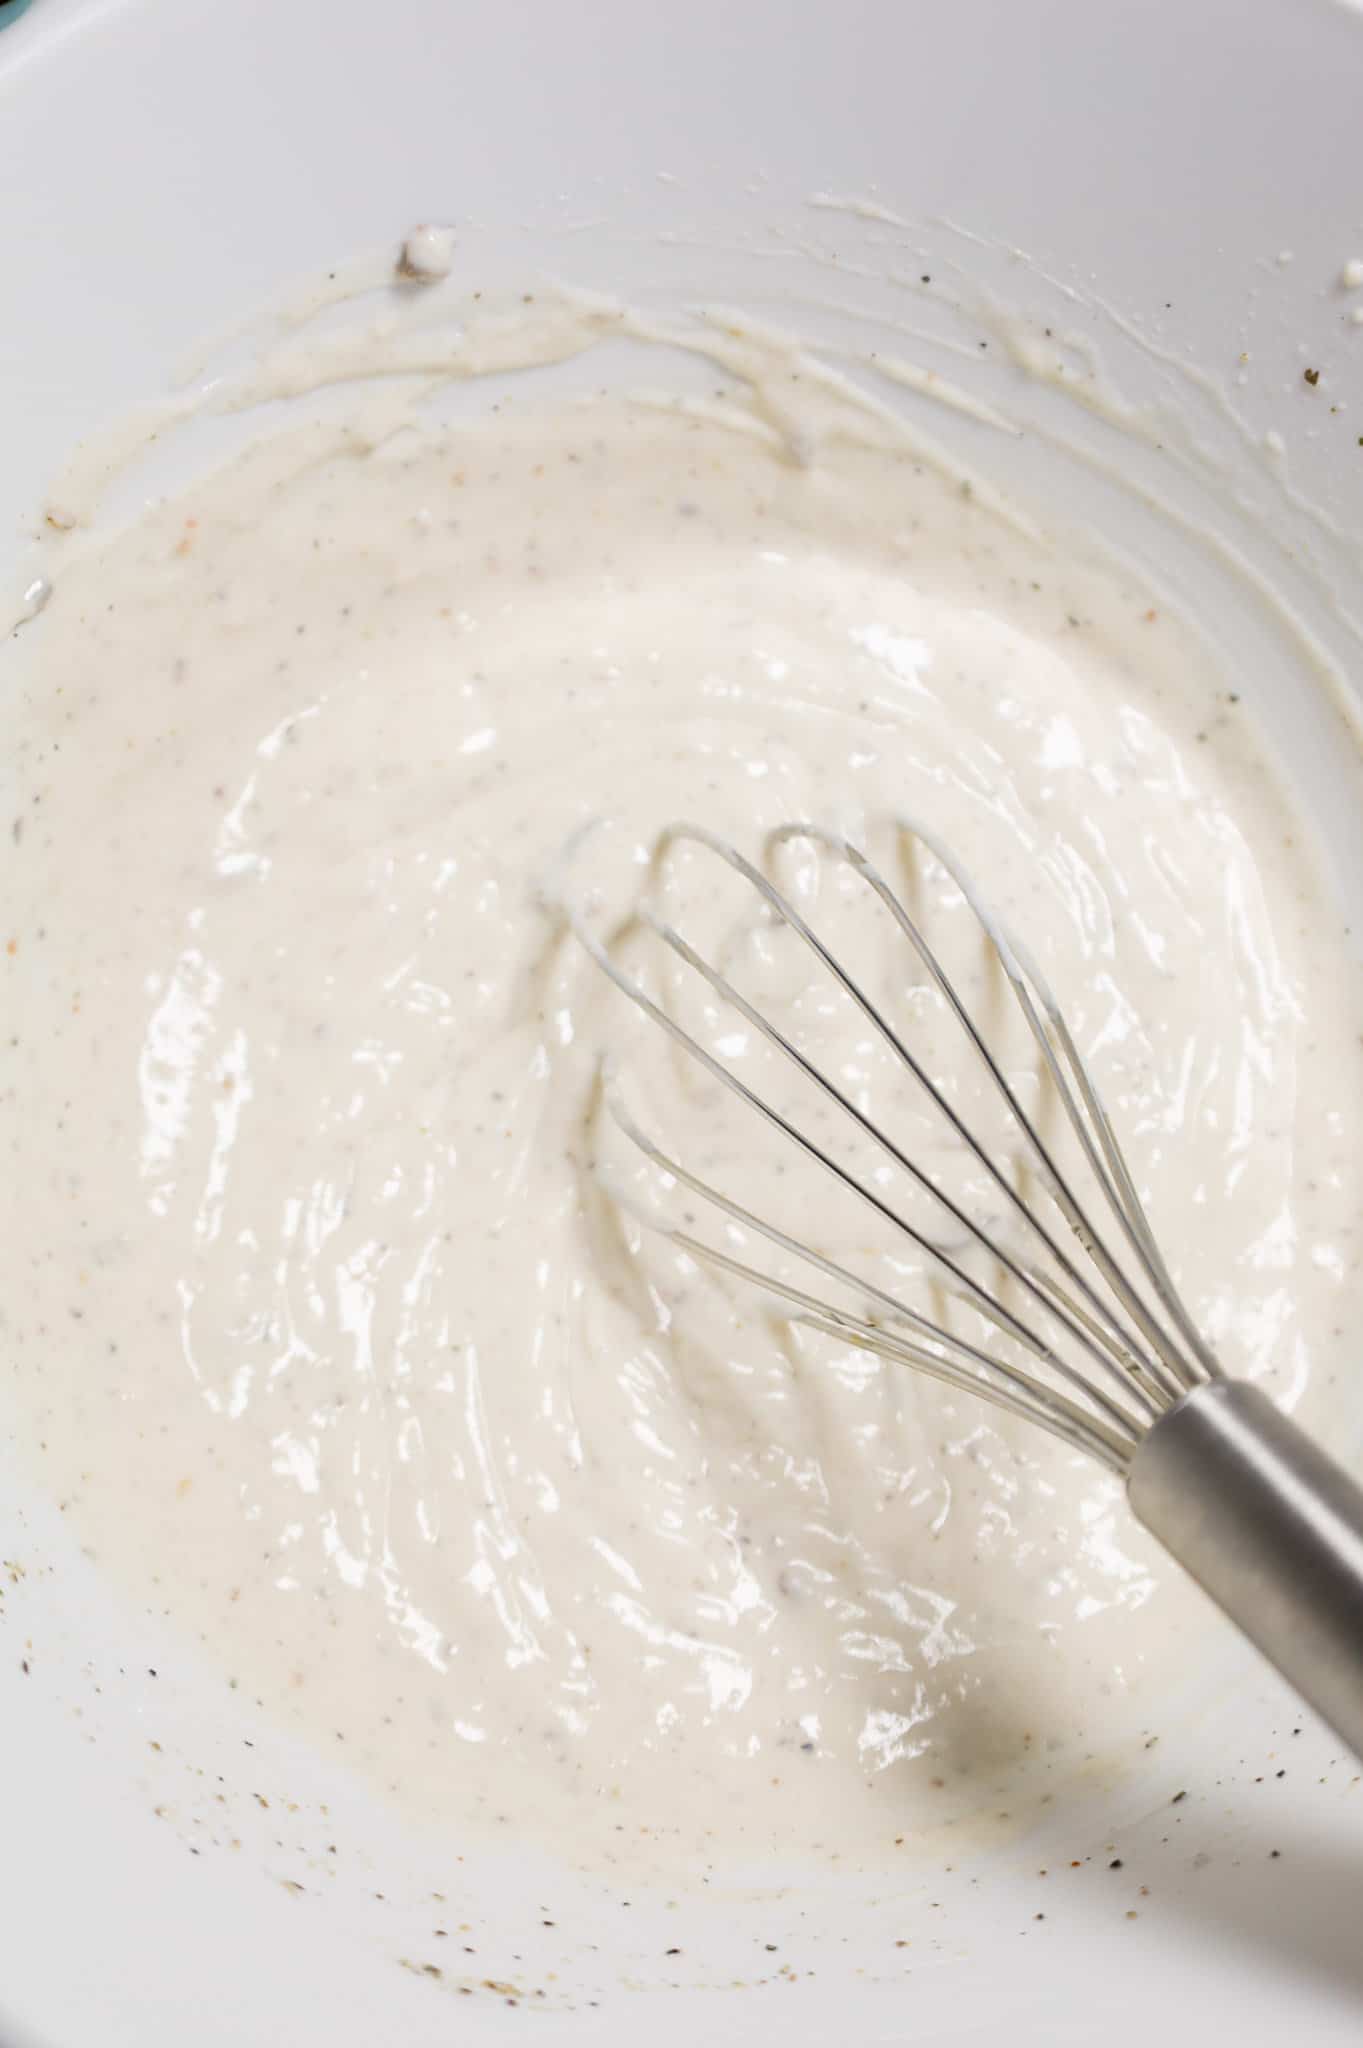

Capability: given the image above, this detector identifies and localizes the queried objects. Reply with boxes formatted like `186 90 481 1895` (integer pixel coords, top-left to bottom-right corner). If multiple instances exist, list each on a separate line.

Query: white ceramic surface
2 2 1362 2042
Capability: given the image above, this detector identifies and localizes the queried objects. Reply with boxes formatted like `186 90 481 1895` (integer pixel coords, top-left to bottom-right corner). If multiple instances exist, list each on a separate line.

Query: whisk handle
1128 1379 1363 1759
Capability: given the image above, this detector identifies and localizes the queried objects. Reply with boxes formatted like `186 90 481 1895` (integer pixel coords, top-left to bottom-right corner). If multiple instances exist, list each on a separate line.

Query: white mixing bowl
2 2 1362 2041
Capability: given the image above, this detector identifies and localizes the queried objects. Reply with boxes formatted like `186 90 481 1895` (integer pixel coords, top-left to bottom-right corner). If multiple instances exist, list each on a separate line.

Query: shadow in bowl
1126 1815 1363 2010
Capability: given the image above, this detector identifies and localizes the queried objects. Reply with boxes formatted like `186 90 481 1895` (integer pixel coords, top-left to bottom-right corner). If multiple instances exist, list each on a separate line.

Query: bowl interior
2 3 1363 2043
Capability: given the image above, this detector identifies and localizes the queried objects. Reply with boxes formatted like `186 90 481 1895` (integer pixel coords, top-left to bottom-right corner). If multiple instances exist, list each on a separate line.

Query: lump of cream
398 221 456 280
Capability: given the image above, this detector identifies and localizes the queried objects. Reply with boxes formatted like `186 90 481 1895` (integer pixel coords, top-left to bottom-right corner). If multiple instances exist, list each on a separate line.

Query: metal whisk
578 819 1363 1759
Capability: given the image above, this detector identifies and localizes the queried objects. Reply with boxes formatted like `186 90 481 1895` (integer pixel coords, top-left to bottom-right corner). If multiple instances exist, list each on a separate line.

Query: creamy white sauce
4 310 1362 1872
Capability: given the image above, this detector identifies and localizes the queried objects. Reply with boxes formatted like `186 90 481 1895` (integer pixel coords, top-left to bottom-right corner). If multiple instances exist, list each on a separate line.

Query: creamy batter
4 313 1361 1870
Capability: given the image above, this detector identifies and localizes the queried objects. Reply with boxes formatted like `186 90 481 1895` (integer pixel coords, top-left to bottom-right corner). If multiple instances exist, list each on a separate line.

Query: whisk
578 819 1363 1759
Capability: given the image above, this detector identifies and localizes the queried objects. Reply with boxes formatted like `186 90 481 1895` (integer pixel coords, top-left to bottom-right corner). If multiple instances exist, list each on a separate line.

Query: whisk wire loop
577 819 1216 1469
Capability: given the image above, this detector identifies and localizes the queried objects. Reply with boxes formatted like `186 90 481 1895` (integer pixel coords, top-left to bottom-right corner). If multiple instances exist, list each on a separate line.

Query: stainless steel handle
1128 1379 1363 1759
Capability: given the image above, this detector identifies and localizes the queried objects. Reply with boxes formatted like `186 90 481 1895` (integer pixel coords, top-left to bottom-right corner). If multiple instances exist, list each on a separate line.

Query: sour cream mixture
4 318 1361 1869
